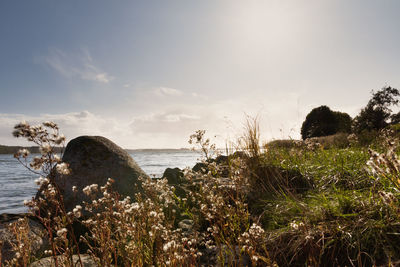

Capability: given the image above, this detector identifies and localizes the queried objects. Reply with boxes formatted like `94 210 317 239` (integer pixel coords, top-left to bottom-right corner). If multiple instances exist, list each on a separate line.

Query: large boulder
54 136 149 212
0 213 48 264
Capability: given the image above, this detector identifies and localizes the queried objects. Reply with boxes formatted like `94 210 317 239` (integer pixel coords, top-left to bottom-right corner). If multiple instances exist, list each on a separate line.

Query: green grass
251 138 400 266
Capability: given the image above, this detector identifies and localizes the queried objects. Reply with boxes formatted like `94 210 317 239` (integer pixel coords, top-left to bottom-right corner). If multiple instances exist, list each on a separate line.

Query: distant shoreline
125 148 192 153
0 145 193 154
0 145 63 154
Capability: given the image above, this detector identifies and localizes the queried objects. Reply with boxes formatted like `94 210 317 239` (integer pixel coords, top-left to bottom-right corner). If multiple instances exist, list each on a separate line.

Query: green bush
301 106 352 140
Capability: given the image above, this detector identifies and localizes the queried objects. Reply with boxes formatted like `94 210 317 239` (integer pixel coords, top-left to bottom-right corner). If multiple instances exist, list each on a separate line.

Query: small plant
4 218 34 266
187 129 269 266
11 121 83 266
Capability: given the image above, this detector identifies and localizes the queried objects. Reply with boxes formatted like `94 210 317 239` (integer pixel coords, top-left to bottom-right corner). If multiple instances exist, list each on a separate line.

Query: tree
301 105 352 139
333 111 352 133
352 86 400 133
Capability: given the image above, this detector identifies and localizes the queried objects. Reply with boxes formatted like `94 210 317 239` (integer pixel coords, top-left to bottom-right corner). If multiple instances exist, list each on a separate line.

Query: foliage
353 86 400 133
333 111 352 134
9 121 82 267
301 106 351 140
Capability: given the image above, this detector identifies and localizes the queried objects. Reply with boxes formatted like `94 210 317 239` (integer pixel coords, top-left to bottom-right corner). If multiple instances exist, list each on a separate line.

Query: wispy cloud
154 87 183 97
43 48 114 83
0 111 126 146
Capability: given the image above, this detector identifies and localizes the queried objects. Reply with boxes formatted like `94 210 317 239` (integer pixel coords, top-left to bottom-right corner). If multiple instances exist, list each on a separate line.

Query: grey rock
0 213 48 264
162 168 187 198
192 162 208 173
54 136 149 212
163 167 183 184
30 254 95 267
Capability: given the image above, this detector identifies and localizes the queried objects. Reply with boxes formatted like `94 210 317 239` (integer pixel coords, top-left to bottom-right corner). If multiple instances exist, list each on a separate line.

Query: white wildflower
56 162 70 175
57 228 68 236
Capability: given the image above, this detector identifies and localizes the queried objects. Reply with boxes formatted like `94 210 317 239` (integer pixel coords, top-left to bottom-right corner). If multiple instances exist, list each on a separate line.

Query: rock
192 162 208 173
162 168 183 184
30 254 96 267
214 155 228 165
162 168 187 199
0 213 48 264
53 136 149 212
192 155 230 177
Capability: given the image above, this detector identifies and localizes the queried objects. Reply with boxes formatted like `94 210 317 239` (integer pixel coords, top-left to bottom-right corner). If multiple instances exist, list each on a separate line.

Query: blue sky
1 1 400 148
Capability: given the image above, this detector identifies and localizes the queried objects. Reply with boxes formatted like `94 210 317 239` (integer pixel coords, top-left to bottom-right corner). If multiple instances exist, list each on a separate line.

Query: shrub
301 106 351 140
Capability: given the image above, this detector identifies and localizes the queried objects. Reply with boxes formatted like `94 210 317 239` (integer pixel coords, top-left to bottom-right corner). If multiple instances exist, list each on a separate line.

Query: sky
1 0 400 149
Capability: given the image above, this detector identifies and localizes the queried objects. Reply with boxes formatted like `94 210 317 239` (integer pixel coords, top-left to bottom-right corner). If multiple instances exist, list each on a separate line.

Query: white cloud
131 112 200 132
43 48 114 84
0 111 122 146
154 87 183 97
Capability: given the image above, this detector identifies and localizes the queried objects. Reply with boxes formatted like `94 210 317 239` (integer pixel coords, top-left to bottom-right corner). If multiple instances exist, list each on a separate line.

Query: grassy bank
254 138 399 266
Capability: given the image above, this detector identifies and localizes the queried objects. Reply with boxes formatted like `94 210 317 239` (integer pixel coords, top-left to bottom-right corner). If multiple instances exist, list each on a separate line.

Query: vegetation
301 106 351 140
353 86 400 133
4 117 400 266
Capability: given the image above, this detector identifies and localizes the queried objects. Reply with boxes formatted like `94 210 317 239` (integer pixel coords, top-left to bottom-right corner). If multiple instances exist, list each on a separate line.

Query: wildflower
54 134 66 145
163 240 176 252
149 211 157 217
53 154 61 163
83 185 91 195
57 228 68 236
30 157 44 170
251 255 259 262
56 162 71 175
43 121 57 128
40 144 52 154
290 221 299 230
35 176 49 186
87 184 99 193
14 148 30 159
73 205 82 218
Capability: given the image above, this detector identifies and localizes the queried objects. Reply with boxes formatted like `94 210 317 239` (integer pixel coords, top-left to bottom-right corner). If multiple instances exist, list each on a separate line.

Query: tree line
301 86 400 139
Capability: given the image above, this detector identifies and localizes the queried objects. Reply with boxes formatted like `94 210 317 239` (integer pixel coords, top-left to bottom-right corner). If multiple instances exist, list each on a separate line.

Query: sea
0 150 201 214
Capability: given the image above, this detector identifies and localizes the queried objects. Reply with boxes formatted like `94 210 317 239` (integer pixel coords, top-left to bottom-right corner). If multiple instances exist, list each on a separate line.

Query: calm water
0 150 201 214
